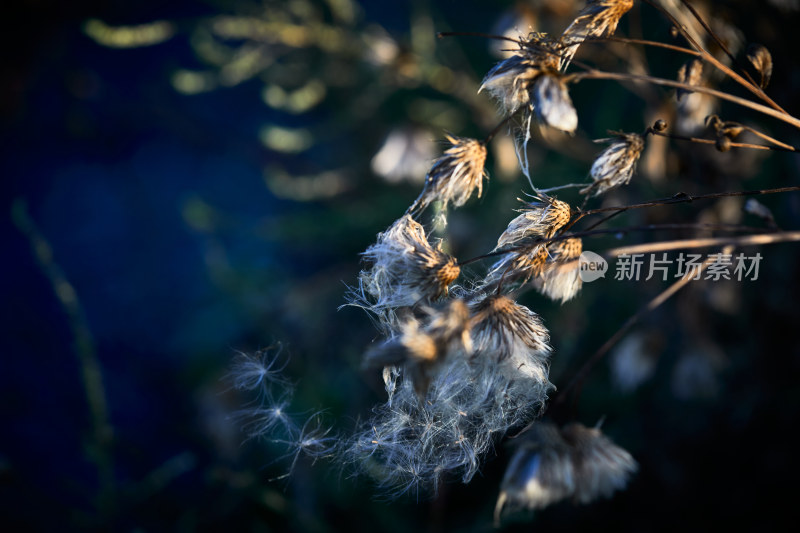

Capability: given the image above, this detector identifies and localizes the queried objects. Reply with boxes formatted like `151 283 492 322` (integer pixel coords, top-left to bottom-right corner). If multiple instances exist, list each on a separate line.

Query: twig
580 186 800 216
676 0 764 94
572 69 800 130
603 231 800 256
650 130 798 152
641 0 787 115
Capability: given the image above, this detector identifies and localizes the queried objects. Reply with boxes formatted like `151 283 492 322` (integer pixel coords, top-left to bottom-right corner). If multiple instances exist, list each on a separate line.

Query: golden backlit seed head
412 135 488 213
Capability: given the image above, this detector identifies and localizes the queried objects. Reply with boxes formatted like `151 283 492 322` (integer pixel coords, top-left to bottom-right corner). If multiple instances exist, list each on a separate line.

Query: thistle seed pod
484 245 551 288
496 196 572 249
355 215 460 315
411 135 488 214
580 133 645 198
470 295 551 367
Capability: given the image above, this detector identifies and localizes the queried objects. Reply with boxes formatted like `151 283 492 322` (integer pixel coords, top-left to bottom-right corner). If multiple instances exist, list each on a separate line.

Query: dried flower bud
559 0 635 69
653 119 668 132
746 43 773 89
677 58 703 101
581 133 645 197
479 33 560 114
411 135 488 213
495 422 637 523
480 54 533 115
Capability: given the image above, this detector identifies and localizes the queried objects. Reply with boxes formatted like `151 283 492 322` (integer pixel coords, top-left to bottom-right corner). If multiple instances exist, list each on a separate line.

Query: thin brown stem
586 36 700 58
676 0 763 91
572 69 800 130
641 0 787 114
651 130 799 152
580 186 800 217
603 231 800 257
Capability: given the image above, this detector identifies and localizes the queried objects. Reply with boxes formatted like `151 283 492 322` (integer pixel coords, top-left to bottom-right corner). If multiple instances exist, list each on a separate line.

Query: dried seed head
532 75 578 133
495 422 637 521
746 43 773 89
479 33 563 115
560 0 635 69
580 133 645 197
470 295 552 386
355 215 460 313
677 58 704 101
363 299 472 395
496 196 572 249
412 135 488 213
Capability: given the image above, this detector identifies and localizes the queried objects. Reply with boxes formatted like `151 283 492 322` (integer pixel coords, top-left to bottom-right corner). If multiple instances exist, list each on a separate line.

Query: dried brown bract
560 0 634 69
580 132 645 197
410 135 488 214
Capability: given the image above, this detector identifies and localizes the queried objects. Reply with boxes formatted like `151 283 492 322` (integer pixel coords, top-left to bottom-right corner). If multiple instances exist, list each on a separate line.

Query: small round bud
653 119 668 132
715 136 732 152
